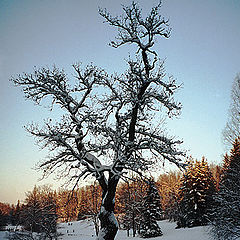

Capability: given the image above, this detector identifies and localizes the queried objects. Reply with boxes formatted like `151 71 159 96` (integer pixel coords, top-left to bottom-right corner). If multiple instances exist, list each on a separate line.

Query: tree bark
97 205 118 240
96 176 119 240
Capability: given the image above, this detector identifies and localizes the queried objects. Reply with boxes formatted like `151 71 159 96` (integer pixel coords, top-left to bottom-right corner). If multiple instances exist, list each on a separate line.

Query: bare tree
56 188 80 222
223 73 240 148
12 2 185 239
21 186 57 240
85 182 102 236
116 176 147 237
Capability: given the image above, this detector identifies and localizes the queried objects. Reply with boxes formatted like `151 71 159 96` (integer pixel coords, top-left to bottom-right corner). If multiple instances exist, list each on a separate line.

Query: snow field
0 232 7 240
58 220 210 240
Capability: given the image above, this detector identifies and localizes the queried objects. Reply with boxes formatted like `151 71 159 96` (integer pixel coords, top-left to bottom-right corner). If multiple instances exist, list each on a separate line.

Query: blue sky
0 0 239 204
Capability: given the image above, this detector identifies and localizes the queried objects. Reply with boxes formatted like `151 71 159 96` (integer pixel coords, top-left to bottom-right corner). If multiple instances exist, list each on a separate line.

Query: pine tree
211 139 240 240
177 157 216 228
0 209 6 230
139 179 163 238
12 200 21 226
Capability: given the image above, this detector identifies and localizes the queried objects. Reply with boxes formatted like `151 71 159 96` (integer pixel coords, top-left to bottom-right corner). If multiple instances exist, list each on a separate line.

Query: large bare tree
223 73 240 148
12 2 185 239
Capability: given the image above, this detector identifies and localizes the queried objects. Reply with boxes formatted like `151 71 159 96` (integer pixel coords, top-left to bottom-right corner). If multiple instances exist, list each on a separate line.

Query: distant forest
0 156 221 230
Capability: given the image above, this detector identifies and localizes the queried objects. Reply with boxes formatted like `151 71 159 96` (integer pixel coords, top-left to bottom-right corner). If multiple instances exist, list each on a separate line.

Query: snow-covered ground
0 220 210 239
58 219 211 240
0 232 6 240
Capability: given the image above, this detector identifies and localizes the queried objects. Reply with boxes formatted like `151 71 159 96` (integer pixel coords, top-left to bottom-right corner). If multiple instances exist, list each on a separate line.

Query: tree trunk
97 205 118 240
96 176 119 240
93 215 100 236
132 208 136 237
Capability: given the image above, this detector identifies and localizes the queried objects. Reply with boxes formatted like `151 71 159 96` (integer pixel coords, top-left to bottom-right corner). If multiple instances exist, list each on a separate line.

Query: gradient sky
0 0 240 204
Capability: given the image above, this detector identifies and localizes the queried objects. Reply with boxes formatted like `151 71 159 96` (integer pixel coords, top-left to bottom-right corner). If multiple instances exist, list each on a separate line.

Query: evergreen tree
139 179 163 238
211 139 240 240
0 209 6 230
11 200 22 226
14 200 21 225
177 157 216 228
164 190 180 222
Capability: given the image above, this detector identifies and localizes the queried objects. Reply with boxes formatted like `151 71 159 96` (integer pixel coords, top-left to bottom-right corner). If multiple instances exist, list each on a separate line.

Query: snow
0 220 210 240
57 219 210 240
0 232 7 239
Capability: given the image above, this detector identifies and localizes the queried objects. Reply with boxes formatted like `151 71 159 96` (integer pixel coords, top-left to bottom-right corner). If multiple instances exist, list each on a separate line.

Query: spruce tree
12 200 21 226
140 179 163 238
211 139 240 240
177 157 216 228
0 210 6 230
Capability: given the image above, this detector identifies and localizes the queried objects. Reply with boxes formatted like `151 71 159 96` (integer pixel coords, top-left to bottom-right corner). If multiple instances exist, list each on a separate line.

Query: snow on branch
12 1 185 195
11 64 106 115
11 66 76 110
99 1 171 51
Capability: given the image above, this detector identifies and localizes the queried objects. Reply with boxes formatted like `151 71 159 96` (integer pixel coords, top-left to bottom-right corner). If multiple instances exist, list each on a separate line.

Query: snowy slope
58 220 210 240
0 232 7 240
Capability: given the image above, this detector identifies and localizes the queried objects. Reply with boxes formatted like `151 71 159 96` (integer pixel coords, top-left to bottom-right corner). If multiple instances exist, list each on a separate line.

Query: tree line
0 153 228 237
1 137 240 239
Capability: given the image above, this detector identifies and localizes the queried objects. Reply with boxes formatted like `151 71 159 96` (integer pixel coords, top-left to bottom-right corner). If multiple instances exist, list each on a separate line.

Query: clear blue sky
0 0 239 204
